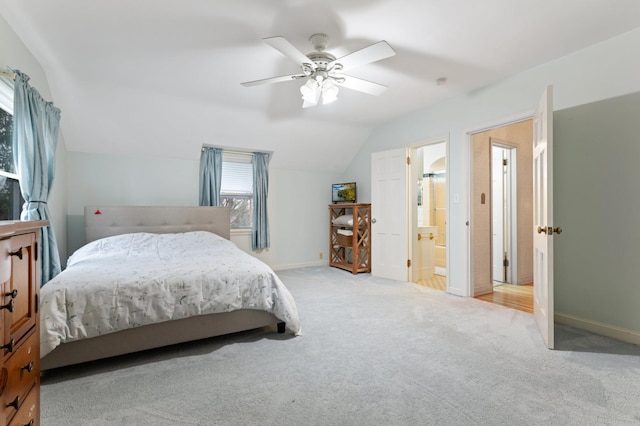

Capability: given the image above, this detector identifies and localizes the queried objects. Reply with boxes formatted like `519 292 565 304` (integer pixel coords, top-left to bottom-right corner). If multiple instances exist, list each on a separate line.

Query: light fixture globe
321 79 338 104
300 79 321 106
300 76 339 107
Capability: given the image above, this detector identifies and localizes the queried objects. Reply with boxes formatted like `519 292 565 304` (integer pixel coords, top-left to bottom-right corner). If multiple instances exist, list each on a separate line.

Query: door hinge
406 156 411 165
503 258 509 267
407 259 411 268
503 159 508 166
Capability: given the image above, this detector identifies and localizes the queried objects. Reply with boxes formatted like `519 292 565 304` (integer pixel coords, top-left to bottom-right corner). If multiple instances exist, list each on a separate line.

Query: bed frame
40 206 284 370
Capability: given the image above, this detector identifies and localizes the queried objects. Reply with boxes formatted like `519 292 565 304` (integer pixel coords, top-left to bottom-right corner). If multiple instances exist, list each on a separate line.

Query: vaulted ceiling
2 0 640 172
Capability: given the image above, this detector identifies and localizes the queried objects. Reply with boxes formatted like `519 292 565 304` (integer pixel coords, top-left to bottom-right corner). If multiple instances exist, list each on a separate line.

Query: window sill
231 228 252 236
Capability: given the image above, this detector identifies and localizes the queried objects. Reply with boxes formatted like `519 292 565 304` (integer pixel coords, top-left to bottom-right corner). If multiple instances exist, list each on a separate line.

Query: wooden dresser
0 221 47 426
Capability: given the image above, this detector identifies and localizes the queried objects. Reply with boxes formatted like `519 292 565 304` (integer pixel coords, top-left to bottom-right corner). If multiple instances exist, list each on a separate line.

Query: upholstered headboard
84 206 231 243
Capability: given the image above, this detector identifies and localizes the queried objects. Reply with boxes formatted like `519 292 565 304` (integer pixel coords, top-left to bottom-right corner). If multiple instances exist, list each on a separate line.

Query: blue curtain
199 147 223 206
12 70 62 285
252 152 270 250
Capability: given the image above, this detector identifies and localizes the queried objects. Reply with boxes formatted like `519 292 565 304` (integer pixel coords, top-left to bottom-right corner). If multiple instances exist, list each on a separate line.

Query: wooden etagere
329 203 371 274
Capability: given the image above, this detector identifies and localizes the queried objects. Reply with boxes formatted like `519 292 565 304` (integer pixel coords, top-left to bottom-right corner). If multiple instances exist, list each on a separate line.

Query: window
220 152 253 229
0 81 24 221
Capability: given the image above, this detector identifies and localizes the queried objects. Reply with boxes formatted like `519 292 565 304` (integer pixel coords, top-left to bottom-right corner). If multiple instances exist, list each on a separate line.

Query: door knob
538 226 562 235
371 218 376 224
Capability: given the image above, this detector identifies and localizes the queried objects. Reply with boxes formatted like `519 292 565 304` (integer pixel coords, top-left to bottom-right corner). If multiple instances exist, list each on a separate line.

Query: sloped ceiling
2 0 640 172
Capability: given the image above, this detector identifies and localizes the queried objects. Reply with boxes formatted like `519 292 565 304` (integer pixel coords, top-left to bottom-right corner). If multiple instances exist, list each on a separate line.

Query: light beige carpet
41 266 640 425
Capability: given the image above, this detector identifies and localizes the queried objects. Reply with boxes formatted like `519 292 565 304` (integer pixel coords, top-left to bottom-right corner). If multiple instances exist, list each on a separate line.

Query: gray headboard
84 206 231 243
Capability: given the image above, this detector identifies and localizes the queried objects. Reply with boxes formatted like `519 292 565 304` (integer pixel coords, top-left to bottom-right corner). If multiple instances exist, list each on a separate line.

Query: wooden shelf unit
329 203 371 274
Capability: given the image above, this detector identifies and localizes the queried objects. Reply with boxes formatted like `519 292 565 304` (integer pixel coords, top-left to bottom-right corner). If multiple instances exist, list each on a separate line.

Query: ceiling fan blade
334 75 389 96
329 41 395 71
263 36 316 69
241 74 306 87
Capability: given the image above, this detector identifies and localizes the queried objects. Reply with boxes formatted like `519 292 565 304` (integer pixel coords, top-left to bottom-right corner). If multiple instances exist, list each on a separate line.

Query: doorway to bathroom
470 119 534 313
410 140 447 291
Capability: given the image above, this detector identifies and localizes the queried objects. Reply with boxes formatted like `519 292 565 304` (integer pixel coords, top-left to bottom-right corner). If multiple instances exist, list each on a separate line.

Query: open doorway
491 142 517 285
470 119 534 313
411 140 447 291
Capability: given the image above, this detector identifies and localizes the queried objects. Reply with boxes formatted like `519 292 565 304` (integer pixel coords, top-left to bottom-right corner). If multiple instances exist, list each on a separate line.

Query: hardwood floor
418 275 533 314
476 283 533 314
417 274 446 291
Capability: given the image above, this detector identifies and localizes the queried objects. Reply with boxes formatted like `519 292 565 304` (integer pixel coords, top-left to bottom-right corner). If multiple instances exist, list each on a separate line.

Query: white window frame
0 75 22 220
0 76 16 180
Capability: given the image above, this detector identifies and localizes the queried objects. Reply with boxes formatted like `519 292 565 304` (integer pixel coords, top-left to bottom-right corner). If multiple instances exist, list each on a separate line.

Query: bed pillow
332 214 353 226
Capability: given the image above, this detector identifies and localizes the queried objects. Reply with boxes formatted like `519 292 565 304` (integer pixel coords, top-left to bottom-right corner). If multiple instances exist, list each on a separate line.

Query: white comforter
40 231 301 358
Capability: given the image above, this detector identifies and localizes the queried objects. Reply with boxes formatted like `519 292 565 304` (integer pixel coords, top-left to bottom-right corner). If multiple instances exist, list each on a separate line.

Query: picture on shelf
332 182 357 203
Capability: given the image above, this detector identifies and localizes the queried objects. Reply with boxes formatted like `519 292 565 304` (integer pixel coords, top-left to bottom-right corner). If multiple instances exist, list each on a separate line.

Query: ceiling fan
241 33 396 108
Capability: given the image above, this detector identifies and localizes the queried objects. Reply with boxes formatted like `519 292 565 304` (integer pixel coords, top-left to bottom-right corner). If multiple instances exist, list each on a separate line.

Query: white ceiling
2 0 640 173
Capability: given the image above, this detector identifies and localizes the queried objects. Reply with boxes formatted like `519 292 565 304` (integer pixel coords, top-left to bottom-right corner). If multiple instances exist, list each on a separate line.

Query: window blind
221 152 253 195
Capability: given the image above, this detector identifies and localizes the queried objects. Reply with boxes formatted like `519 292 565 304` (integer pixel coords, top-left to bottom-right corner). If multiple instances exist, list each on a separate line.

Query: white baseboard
447 287 465 297
272 260 328 271
555 312 640 346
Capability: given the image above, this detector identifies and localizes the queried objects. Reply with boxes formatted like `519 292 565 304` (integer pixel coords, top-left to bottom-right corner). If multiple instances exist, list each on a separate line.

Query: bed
39 206 301 370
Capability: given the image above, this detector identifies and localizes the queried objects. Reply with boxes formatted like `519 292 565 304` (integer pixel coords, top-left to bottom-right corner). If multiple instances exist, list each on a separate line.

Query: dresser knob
21 361 34 373
6 394 20 410
1 338 15 353
0 299 14 312
5 289 18 299
9 247 23 260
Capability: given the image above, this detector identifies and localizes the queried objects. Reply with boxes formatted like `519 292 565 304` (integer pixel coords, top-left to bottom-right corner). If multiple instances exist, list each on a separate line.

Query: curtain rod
0 69 16 80
201 145 271 158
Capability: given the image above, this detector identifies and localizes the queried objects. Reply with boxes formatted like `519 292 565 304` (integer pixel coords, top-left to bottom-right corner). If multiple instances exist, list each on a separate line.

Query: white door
533 86 555 349
371 148 408 281
416 226 437 281
491 146 505 283
492 144 516 284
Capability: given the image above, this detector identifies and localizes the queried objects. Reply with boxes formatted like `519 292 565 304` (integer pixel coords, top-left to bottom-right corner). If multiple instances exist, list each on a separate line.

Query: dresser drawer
1 329 38 424
4 233 37 349
7 384 37 426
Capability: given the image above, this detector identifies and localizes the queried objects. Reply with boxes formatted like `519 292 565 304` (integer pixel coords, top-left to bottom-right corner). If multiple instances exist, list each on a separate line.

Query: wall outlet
319 252 323 260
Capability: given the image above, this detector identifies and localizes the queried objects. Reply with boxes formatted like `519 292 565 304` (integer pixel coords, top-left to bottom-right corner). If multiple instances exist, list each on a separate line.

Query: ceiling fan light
321 80 339 104
300 79 320 105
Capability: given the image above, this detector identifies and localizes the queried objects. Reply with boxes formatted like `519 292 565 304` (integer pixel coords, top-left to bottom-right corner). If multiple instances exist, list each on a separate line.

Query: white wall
345 28 640 332
0 14 68 264
66 151 341 269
